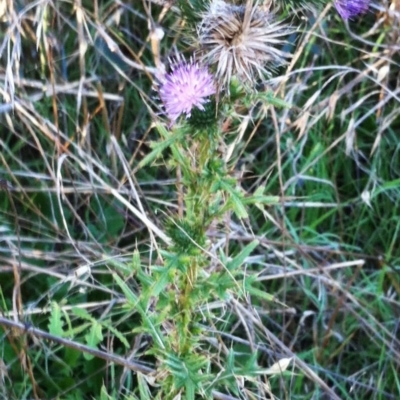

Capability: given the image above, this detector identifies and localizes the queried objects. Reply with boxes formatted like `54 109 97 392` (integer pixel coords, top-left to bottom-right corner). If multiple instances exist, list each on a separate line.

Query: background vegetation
0 0 399 399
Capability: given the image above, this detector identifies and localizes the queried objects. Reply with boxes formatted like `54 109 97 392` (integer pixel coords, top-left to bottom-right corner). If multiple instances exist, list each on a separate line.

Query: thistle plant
116 0 373 398
115 27 290 400
1 0 397 399
107 1 301 398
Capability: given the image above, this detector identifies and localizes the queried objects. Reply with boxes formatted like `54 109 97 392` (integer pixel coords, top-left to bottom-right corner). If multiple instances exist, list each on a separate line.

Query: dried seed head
198 0 292 91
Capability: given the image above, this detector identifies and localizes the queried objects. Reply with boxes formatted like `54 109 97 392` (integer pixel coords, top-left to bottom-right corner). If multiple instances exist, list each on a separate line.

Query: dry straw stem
198 0 293 91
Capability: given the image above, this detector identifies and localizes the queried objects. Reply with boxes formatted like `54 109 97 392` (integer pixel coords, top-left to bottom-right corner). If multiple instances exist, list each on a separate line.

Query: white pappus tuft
198 0 293 91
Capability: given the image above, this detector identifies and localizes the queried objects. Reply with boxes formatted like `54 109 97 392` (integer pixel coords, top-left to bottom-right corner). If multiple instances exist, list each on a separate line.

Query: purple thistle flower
334 0 369 19
159 58 216 125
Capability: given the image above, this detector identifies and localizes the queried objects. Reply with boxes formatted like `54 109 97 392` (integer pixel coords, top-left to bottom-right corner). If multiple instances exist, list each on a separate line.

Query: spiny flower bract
198 0 292 91
159 58 216 125
334 0 369 19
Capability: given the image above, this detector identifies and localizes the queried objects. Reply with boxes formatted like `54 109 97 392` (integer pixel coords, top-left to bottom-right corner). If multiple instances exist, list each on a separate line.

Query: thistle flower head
198 0 292 91
159 57 216 125
334 0 369 19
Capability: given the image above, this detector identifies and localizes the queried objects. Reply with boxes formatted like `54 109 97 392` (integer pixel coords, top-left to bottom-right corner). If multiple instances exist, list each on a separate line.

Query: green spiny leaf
71 306 92 320
226 240 259 272
151 268 171 297
216 178 248 218
137 373 152 399
138 125 185 169
114 273 166 349
263 91 292 108
100 384 112 400
84 322 103 360
112 273 139 306
102 323 130 348
48 302 64 337
132 249 141 272
246 284 275 303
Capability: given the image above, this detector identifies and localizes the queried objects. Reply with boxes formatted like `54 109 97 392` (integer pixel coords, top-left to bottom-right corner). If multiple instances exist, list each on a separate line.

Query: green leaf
163 352 210 398
112 273 139 306
48 302 64 337
100 384 112 400
151 268 171 297
263 91 292 108
94 323 103 341
102 323 130 348
371 178 400 198
170 141 189 168
113 274 165 349
84 322 103 360
132 249 141 272
85 322 103 346
243 185 280 207
254 185 266 197
138 125 185 169
71 307 92 320
61 308 73 336
65 322 91 337
64 347 80 368
186 381 195 400
246 284 276 303
103 256 132 276
217 178 248 218
226 240 259 272
210 272 234 300
137 373 151 399
226 348 235 372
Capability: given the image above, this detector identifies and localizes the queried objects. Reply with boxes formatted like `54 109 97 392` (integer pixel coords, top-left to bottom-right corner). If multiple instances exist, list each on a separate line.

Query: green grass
0 0 399 399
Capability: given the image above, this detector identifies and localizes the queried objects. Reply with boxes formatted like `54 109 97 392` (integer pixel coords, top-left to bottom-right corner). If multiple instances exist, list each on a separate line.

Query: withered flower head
198 0 292 91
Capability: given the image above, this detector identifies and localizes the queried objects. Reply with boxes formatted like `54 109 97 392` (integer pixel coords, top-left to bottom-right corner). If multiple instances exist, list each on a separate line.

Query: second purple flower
334 0 370 19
